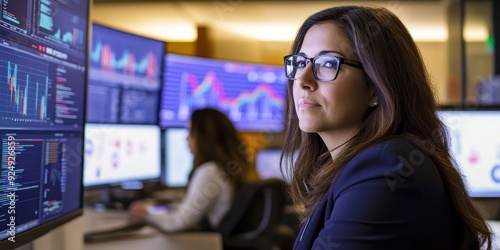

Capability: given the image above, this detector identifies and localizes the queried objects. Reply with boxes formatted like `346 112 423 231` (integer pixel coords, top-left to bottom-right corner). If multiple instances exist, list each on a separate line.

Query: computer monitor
159 53 288 132
163 128 192 188
256 149 284 180
438 108 500 197
0 0 89 248
86 23 165 124
83 124 162 187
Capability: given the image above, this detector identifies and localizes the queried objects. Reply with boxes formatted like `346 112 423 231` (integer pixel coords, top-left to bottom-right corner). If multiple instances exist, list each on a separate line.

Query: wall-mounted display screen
160 53 287 132
86 23 165 124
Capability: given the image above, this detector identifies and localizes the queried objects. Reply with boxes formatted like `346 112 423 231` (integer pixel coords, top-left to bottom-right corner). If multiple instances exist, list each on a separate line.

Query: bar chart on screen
0 48 51 124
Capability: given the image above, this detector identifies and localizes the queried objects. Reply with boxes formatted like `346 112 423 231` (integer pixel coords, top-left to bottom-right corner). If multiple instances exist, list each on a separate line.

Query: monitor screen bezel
0 210 82 249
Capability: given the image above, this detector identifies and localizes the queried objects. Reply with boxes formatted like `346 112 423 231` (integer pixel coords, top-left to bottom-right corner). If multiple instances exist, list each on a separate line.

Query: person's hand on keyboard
128 201 148 224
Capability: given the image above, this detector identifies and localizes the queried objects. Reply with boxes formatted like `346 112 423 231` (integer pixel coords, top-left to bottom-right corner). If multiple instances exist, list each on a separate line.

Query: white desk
83 207 222 250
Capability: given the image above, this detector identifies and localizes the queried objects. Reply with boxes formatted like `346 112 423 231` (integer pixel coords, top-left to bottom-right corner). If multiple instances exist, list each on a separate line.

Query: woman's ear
369 91 379 107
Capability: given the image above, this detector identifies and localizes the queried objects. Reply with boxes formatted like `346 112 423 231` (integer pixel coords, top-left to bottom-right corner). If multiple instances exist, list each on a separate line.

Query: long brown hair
280 5 491 249
189 108 259 189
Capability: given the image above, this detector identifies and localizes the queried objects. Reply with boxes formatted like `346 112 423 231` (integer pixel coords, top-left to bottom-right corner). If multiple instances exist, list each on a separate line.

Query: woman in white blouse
128 108 260 232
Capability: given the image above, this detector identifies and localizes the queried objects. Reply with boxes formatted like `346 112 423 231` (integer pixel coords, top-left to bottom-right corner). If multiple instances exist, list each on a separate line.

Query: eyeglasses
284 54 363 81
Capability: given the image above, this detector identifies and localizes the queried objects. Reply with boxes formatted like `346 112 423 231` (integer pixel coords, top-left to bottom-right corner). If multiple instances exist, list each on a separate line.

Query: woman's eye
297 61 307 68
321 61 336 69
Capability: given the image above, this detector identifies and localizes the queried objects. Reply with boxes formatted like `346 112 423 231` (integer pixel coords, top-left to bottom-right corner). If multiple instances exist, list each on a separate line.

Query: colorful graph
1 0 28 31
90 42 159 78
38 0 87 50
0 48 51 123
86 24 164 124
54 27 85 46
90 24 164 80
2 11 19 24
179 71 285 121
160 54 288 132
7 62 49 119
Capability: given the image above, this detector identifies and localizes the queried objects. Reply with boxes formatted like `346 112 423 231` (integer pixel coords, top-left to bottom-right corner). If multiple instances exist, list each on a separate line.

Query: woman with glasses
281 5 492 250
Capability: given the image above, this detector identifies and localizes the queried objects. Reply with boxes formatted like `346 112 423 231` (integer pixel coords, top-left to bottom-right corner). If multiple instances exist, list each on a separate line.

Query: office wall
418 42 449 103
465 41 494 102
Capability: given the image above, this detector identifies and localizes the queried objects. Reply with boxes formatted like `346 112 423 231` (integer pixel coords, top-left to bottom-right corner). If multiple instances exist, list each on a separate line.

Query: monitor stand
85 183 145 211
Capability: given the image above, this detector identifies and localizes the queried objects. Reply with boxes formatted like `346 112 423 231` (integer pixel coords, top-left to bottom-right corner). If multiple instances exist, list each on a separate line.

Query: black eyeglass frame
284 54 364 82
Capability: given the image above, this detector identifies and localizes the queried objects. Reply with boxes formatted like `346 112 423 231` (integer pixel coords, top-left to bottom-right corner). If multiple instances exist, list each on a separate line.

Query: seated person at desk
128 108 260 232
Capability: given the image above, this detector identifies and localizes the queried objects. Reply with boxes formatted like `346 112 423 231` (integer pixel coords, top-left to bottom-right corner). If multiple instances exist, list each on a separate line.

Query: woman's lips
298 98 320 109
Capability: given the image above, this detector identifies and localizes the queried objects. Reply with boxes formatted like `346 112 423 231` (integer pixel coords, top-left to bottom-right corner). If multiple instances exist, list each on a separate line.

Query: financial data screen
86 23 165 124
160 53 288 132
0 0 89 245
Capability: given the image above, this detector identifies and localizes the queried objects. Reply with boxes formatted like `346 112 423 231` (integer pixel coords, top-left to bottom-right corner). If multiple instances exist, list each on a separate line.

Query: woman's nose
295 63 317 91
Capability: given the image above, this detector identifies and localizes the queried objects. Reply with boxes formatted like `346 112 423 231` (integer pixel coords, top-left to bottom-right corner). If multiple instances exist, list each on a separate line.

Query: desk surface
83 207 222 250
84 232 222 250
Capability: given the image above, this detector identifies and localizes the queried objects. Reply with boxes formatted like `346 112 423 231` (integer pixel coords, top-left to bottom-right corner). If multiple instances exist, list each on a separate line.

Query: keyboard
84 222 148 242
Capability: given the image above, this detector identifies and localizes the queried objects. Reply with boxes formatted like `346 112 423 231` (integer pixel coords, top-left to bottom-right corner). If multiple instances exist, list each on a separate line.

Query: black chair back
216 178 287 250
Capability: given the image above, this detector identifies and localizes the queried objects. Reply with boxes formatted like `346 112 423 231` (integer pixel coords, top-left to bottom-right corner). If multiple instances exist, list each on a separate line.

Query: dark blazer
294 138 458 250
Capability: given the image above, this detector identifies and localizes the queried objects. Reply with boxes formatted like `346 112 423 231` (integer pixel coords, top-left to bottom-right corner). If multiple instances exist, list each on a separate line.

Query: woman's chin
299 124 319 133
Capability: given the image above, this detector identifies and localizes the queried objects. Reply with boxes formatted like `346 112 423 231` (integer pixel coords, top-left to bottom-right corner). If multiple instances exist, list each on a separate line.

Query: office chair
216 178 290 250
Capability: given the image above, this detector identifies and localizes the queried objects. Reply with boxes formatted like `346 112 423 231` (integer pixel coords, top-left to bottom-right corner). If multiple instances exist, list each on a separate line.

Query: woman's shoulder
196 161 220 171
192 161 224 177
335 137 436 188
189 161 230 188
355 137 427 161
